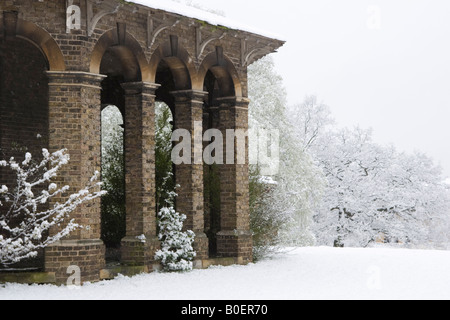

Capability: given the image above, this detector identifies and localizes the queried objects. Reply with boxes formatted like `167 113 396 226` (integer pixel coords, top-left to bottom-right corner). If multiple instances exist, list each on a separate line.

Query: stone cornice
46 71 107 88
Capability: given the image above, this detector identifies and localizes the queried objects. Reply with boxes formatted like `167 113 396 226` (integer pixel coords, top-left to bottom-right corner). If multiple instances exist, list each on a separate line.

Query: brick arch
0 14 66 71
0 17 53 271
148 39 196 91
90 28 150 82
198 51 242 98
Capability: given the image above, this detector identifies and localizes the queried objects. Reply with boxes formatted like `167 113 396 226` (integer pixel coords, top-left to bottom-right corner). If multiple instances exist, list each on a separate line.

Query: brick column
216 97 253 264
203 105 221 256
120 82 160 268
44 71 106 284
171 90 209 260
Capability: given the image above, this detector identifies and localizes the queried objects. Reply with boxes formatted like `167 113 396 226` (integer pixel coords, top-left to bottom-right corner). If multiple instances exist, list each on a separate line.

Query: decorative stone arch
198 49 243 99
0 12 65 71
148 37 197 92
90 26 150 82
92 27 147 117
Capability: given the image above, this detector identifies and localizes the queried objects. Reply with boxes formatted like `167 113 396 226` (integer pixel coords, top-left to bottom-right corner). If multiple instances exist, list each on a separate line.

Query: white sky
187 0 450 178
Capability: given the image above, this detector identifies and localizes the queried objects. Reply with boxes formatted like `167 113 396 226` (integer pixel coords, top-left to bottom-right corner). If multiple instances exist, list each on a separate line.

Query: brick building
0 0 284 284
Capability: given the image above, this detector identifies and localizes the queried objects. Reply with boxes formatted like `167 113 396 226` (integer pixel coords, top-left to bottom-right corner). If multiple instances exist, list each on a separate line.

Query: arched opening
201 59 238 257
153 49 211 260
155 101 175 215
20 22 65 71
90 29 148 81
153 53 194 211
0 36 49 270
155 60 176 113
99 44 141 264
153 58 189 214
100 45 141 114
203 70 222 257
197 50 242 97
101 105 125 263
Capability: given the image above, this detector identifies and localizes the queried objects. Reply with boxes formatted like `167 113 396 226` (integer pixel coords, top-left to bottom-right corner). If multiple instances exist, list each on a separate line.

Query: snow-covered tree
288 95 334 152
379 150 450 247
288 95 450 248
312 127 396 247
154 184 196 272
248 57 325 257
313 128 450 248
0 148 105 266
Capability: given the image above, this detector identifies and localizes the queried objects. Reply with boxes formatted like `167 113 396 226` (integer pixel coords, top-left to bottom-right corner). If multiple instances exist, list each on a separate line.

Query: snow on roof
127 0 286 41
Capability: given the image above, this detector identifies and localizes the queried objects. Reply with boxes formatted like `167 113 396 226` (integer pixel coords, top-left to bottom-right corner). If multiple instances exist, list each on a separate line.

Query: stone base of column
44 239 105 285
216 230 253 264
121 236 160 269
193 232 209 261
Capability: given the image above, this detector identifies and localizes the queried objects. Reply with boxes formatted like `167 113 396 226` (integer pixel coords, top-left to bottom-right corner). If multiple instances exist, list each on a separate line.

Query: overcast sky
189 0 450 178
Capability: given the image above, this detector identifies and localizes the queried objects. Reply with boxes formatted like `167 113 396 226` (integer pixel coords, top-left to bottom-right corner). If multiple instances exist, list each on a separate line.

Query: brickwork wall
44 240 105 284
121 236 160 269
46 71 104 240
215 97 252 262
203 106 222 256
44 71 105 283
120 82 160 267
216 231 252 264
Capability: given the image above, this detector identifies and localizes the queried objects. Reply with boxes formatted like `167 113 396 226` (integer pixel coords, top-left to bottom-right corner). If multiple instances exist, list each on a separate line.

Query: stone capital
121 81 160 96
46 71 106 89
170 89 208 104
216 96 250 109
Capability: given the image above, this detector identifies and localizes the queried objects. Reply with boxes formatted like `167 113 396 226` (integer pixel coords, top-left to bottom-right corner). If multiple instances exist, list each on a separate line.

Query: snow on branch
0 148 106 266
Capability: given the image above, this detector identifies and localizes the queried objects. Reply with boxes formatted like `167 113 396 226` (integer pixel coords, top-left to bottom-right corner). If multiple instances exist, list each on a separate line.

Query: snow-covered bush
154 205 196 272
0 148 106 266
249 166 280 261
154 178 196 272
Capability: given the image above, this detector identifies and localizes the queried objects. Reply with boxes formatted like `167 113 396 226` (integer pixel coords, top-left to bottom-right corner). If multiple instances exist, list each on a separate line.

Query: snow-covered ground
1 246 450 300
